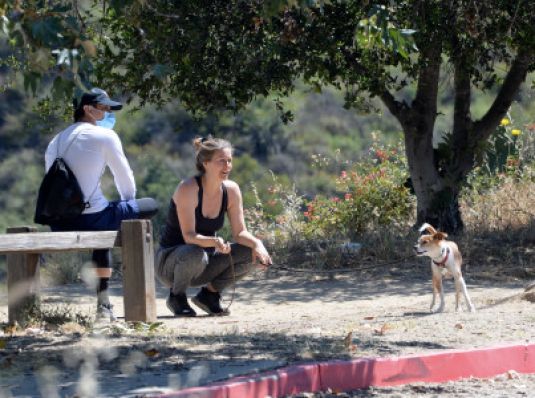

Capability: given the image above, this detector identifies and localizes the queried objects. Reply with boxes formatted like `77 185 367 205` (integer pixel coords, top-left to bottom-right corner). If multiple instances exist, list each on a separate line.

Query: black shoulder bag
34 130 89 225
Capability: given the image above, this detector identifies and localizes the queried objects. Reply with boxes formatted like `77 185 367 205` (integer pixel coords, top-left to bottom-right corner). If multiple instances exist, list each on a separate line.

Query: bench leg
7 227 40 326
120 220 157 322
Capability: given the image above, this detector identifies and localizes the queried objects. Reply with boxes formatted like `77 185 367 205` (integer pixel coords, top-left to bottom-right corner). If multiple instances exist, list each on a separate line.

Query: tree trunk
404 124 464 234
398 43 466 234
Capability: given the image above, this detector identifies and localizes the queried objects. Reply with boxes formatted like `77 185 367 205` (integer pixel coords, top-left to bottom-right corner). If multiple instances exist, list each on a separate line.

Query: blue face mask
96 112 116 129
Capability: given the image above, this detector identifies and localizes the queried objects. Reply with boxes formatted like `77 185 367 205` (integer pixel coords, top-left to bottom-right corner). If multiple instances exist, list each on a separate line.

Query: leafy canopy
1 1 420 114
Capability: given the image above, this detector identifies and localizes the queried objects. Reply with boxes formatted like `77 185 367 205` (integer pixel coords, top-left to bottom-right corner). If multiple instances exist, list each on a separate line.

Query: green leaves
1 0 534 124
355 4 417 60
0 1 93 105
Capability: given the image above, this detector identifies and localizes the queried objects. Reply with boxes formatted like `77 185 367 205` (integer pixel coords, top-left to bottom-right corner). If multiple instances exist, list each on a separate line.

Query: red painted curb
319 343 534 391
157 364 320 398
155 342 535 398
225 364 321 397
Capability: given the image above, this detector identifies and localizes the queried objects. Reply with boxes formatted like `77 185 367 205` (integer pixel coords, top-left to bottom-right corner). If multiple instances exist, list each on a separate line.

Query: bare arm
226 181 272 266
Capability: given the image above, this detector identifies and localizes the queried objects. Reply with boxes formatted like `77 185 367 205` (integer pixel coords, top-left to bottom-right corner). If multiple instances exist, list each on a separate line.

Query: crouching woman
156 136 272 317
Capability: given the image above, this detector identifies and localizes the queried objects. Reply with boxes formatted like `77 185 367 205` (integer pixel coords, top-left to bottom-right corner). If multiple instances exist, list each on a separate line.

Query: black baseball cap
74 88 123 111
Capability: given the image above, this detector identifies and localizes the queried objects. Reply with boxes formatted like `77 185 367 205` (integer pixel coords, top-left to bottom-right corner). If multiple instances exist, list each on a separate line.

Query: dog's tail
419 223 437 235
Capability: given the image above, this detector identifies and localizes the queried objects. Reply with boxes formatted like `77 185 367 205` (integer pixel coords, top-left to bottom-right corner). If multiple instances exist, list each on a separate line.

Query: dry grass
462 177 535 233
270 172 535 283
459 176 535 281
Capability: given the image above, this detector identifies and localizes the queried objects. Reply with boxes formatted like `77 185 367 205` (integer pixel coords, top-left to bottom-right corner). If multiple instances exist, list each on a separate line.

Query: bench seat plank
0 231 121 253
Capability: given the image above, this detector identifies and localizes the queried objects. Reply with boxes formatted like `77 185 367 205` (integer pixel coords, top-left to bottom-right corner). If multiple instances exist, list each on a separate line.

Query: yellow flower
511 129 521 136
500 118 510 126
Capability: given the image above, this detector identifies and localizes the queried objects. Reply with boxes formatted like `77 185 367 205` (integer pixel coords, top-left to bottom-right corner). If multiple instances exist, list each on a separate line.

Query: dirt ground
1 261 534 397
291 372 535 397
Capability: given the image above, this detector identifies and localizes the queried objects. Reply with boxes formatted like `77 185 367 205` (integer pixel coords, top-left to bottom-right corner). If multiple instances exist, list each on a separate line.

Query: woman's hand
214 236 231 254
252 240 272 269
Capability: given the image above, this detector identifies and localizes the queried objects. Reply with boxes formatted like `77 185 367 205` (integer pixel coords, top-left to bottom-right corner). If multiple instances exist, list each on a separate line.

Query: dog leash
222 249 236 313
269 254 417 274
214 232 236 313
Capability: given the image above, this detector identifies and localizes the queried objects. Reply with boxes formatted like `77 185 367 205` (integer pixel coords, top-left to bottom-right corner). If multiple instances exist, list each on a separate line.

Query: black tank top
159 176 228 248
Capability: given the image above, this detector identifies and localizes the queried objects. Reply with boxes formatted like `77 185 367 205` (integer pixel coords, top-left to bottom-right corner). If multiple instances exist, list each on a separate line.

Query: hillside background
1 60 534 278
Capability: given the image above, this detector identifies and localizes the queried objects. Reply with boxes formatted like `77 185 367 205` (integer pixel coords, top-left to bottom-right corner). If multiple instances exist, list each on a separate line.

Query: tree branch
448 54 473 177
379 89 410 127
452 61 472 139
473 47 533 142
339 46 410 126
412 43 442 123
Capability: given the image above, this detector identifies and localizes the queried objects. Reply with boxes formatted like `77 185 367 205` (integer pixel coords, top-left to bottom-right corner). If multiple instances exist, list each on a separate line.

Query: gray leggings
155 243 254 294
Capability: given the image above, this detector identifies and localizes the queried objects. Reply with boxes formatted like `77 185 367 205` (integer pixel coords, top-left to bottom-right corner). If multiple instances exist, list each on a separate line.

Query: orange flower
376 149 387 161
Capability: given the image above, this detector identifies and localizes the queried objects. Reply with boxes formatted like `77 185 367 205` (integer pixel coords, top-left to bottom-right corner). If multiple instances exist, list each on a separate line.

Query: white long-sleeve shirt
45 122 136 214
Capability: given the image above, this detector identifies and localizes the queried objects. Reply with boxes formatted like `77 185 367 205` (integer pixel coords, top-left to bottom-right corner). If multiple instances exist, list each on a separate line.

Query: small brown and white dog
414 223 476 313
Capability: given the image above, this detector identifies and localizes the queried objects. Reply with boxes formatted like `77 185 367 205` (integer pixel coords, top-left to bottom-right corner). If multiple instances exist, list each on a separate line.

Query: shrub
303 141 415 240
243 171 305 246
466 116 534 195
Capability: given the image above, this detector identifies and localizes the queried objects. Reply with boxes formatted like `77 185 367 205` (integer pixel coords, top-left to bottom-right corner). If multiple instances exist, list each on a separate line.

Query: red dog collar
433 248 450 267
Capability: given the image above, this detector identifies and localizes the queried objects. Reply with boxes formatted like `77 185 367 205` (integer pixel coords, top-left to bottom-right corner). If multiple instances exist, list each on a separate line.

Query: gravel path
1 264 534 397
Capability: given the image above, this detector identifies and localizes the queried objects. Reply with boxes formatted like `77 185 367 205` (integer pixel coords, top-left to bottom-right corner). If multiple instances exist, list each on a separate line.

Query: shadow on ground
0 327 454 398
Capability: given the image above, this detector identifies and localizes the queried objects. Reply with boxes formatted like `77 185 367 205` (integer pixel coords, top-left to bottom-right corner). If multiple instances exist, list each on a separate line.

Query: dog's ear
419 223 436 235
433 231 448 240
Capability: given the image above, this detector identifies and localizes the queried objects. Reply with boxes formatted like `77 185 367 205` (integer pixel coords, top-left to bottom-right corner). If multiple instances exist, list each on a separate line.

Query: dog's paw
468 306 476 313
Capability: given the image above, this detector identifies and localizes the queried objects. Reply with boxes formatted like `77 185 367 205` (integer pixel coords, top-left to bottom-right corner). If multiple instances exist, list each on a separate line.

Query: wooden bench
0 220 156 324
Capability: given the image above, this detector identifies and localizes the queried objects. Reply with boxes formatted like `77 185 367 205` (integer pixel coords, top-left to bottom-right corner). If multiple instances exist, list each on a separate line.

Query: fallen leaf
374 324 391 336
343 331 352 348
343 331 357 352
0 339 6 349
144 348 160 358
363 316 375 320
507 370 519 379
455 323 464 329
